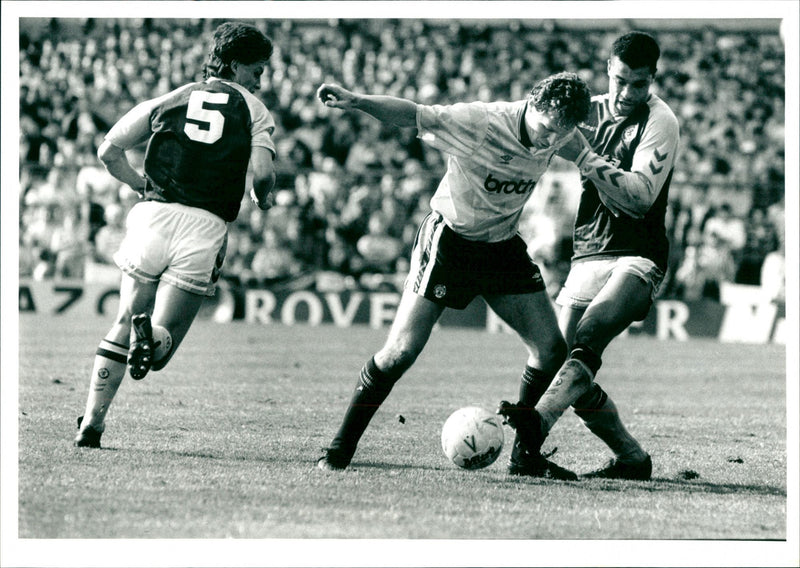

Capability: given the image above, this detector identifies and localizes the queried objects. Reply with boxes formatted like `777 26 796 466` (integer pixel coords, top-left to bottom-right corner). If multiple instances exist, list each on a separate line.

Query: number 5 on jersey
184 91 229 144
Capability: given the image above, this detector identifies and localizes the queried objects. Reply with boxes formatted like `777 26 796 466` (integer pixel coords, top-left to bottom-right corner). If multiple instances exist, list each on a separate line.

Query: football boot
507 440 578 480
498 400 578 481
74 416 103 448
317 447 354 471
582 455 652 480
497 400 545 453
128 313 154 380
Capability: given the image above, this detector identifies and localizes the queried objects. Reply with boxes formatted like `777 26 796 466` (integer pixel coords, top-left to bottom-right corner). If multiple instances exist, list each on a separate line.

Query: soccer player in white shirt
499 32 680 480
316 72 591 478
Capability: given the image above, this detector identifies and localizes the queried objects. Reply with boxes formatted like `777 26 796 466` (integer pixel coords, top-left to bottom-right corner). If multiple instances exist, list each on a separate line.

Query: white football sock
579 395 648 463
80 339 127 430
536 358 594 435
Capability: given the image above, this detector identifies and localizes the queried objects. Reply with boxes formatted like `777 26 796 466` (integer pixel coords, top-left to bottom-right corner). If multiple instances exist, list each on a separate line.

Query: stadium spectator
315 72 591 477
250 227 304 285
223 230 259 286
74 21 277 449
760 197 785 305
760 239 785 305
702 202 747 260
92 203 127 265
674 229 737 301
48 205 89 279
356 211 404 274
735 207 780 285
498 32 679 481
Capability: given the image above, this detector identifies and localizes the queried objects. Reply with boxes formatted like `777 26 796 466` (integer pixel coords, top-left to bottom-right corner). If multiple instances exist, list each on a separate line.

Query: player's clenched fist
317 84 357 109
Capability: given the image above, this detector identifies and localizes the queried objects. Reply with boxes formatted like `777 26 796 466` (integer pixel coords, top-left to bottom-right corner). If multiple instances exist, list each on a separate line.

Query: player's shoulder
205 78 271 119
480 100 526 128
646 94 679 132
423 99 493 128
482 100 523 116
203 78 262 104
646 94 678 123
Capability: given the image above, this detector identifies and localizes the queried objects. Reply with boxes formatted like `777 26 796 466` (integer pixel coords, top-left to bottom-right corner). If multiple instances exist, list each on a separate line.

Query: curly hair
203 22 273 80
529 72 592 129
612 31 660 75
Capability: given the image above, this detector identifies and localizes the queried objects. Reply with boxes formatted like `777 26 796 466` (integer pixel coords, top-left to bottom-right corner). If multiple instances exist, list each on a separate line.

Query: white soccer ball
441 406 504 470
151 324 172 364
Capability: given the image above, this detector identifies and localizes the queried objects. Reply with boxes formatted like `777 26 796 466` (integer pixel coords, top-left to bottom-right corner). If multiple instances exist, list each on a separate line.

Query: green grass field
10 313 792 563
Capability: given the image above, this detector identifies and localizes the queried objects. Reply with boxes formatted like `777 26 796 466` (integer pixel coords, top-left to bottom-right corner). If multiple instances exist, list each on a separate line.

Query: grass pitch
10 313 790 563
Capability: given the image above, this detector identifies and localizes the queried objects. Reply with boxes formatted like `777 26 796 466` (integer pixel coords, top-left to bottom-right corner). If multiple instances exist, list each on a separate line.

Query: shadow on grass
85 447 787 499
347 461 451 472
89 445 290 464
626 477 785 497
508 475 786 497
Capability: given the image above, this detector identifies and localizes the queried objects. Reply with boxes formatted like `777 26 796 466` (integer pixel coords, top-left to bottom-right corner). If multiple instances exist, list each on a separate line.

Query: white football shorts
556 256 664 310
114 201 227 297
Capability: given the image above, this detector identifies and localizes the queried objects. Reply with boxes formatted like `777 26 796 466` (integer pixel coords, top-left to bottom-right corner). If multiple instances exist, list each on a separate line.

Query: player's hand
555 128 590 162
250 187 274 211
317 84 357 110
129 175 147 198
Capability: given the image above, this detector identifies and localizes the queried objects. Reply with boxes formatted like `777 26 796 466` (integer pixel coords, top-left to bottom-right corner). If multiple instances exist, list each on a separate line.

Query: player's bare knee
375 343 421 376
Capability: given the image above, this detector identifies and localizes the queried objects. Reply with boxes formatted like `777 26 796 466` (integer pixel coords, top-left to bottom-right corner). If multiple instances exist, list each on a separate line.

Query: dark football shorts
406 212 546 309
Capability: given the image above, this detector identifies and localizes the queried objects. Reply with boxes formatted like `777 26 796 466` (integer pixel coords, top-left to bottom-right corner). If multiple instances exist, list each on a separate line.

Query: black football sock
519 365 554 407
329 358 400 456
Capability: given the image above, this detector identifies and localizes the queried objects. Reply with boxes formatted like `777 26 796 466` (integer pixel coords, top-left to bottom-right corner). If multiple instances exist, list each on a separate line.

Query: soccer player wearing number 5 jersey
74 22 277 448
499 32 680 480
316 72 591 478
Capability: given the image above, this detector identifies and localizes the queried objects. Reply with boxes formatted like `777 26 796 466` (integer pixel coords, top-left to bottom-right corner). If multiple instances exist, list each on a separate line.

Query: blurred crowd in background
18 18 786 305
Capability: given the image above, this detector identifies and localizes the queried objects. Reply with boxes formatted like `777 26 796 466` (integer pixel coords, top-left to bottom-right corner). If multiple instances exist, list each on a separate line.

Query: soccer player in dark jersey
315 72 591 477
74 22 277 448
498 32 680 480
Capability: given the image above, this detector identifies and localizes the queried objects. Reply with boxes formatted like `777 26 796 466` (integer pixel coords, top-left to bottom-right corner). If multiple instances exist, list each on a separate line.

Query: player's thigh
577 271 651 353
116 273 158 322
105 274 159 345
151 283 205 350
377 290 445 366
483 291 566 366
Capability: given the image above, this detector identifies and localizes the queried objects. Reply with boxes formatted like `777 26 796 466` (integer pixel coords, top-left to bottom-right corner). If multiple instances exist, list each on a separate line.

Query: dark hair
529 72 592 129
203 22 273 80
612 31 660 75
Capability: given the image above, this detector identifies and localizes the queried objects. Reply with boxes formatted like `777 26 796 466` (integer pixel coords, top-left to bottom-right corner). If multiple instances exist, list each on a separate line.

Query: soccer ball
151 325 172 365
441 406 504 470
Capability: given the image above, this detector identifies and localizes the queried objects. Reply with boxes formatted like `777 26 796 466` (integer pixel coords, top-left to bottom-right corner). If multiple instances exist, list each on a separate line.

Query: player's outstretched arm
317 83 417 128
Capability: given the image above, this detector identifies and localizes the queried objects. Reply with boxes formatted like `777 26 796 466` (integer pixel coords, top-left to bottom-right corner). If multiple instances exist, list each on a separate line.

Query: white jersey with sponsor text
416 100 563 242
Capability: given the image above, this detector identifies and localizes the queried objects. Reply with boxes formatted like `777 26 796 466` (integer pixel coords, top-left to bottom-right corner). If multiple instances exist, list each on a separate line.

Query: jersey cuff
575 147 592 170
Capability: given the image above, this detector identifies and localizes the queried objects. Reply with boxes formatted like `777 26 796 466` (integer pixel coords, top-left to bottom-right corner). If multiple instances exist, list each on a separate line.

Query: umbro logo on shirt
499 154 514 164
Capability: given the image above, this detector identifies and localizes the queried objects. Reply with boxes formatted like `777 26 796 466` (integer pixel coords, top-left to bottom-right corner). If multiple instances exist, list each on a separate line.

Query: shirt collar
518 103 534 149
